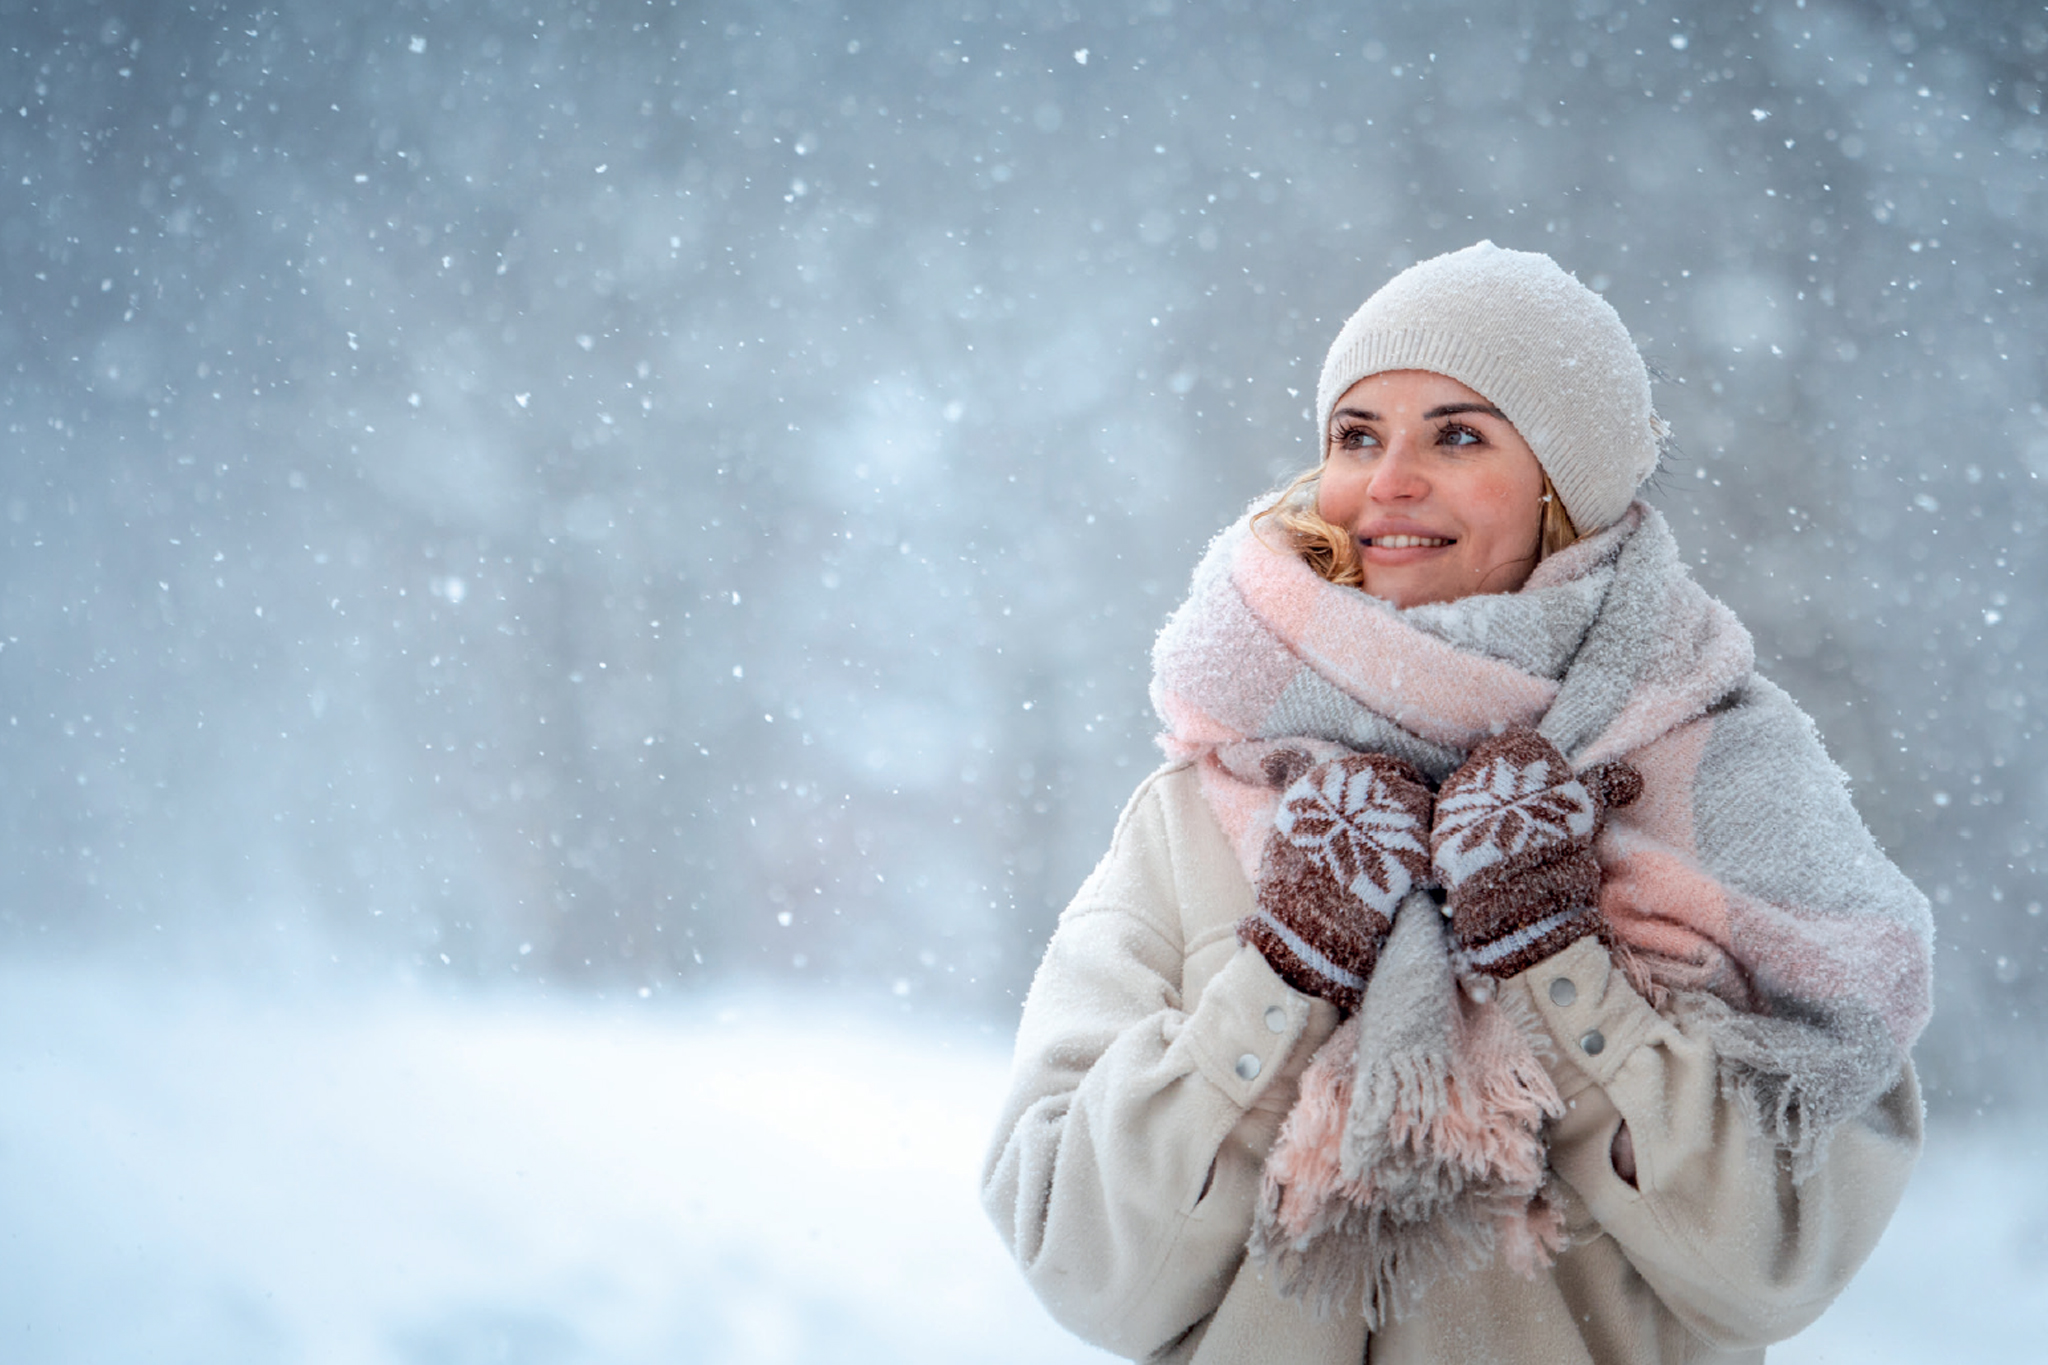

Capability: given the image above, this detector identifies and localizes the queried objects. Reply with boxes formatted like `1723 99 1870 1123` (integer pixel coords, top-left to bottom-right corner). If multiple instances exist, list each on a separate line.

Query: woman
981 243 1931 1364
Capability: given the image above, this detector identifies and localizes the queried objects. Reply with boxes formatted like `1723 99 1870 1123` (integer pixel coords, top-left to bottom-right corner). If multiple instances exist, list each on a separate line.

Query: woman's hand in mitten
1238 752 1435 1014
1430 727 1641 980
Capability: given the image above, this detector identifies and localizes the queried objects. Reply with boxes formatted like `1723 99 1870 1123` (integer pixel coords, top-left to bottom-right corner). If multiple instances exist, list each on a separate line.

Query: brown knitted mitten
1431 727 1642 980
1239 752 1435 1013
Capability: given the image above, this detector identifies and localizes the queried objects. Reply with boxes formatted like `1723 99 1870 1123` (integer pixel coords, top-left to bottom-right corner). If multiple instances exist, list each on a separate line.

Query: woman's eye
1439 424 1482 447
1333 426 1379 450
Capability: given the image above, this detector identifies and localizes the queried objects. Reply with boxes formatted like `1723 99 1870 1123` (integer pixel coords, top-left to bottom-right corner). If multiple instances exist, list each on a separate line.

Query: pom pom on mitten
1431 727 1641 981
1239 752 1435 1013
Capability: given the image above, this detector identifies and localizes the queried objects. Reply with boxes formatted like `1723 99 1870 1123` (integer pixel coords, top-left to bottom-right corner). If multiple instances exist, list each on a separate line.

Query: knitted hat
1314 241 1662 532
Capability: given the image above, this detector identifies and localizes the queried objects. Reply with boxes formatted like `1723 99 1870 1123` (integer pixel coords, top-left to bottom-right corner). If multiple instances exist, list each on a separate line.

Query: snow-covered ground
0 963 2037 1363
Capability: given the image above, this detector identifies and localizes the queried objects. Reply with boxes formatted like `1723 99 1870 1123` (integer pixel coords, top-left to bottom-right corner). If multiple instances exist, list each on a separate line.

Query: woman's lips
1359 531 1456 564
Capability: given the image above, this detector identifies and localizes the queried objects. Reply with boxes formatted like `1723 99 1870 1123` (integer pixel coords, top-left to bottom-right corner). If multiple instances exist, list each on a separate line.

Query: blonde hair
1253 465 1580 589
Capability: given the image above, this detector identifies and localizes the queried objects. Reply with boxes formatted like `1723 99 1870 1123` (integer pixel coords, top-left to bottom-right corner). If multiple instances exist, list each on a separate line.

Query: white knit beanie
1314 241 1662 533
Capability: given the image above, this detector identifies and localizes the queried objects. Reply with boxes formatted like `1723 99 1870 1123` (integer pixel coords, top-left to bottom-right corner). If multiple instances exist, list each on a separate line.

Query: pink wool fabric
1150 499 1934 1324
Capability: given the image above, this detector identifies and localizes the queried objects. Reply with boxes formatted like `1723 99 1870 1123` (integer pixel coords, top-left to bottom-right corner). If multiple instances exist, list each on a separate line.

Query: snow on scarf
1150 499 1934 1328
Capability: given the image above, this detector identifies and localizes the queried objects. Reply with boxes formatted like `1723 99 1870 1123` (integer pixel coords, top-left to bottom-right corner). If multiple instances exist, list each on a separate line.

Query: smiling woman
1288 370 1550 607
983 243 1934 1365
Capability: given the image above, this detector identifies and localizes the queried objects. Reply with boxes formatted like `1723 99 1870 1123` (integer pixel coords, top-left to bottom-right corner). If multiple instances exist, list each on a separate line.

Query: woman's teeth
1369 535 1451 549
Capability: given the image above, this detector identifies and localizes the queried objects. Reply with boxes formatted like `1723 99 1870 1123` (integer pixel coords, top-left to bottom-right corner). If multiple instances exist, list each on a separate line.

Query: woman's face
1316 370 1548 609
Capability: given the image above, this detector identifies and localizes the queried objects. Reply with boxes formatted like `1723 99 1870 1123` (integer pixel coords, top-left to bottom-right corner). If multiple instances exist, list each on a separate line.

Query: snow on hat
1314 241 1662 533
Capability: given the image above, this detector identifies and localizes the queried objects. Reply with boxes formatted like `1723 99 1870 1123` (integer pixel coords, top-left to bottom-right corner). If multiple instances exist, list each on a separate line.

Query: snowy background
4 0 2047 1358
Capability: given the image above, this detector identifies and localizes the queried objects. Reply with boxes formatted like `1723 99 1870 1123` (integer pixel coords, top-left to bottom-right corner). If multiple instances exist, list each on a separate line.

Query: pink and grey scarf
1150 500 1934 1327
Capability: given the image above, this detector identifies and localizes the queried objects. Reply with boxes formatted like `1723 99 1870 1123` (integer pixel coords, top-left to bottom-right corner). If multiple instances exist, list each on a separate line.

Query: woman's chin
1363 555 1539 607
1362 569 1460 609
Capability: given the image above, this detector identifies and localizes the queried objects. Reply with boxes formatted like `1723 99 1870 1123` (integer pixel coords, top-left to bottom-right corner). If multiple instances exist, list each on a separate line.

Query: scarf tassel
1251 990 1568 1329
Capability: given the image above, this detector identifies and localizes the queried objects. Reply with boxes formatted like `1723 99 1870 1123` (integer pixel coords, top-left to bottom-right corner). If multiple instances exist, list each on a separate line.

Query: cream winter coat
981 760 1922 1365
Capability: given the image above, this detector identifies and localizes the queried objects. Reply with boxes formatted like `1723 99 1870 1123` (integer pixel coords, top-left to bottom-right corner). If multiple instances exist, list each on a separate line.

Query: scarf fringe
1252 989 1569 1328
1672 991 1902 1184
1606 935 1668 1011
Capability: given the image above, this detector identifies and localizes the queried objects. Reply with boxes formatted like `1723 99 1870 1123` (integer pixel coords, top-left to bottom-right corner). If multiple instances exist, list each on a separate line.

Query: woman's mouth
1365 535 1453 549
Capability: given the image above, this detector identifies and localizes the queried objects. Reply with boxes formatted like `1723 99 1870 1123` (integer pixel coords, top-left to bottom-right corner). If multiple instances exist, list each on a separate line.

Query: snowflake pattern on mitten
1239 752 1434 1013
1431 728 1641 980
1275 757 1434 918
1431 743 1600 886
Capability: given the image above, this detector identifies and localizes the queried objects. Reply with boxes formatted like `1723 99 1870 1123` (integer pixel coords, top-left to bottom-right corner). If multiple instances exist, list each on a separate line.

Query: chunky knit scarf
1151 500 1933 1328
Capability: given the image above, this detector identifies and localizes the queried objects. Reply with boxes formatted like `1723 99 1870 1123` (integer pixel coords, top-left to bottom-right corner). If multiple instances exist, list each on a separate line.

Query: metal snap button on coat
1549 977 1578 1007
1264 1005 1288 1033
1580 1029 1607 1056
1235 1053 1263 1081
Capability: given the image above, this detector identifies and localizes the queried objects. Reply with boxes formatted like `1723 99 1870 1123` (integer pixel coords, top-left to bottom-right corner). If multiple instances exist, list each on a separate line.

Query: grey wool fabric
1155 499 1933 1180
1138 495 1935 1336
1248 891 1568 1330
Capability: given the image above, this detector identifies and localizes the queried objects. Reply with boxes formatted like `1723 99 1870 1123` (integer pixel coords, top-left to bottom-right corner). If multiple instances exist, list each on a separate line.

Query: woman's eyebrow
1329 402 1509 429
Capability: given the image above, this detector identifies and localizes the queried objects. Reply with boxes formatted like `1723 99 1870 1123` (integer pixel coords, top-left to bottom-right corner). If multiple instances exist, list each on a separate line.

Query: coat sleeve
1507 935 1923 1350
980 765 1339 1360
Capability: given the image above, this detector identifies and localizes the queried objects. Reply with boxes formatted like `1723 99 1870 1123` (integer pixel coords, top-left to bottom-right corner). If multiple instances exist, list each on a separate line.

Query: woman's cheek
1316 466 1360 525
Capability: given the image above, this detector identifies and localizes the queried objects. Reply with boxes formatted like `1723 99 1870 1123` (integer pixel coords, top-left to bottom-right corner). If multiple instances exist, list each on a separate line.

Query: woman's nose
1366 441 1429 501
